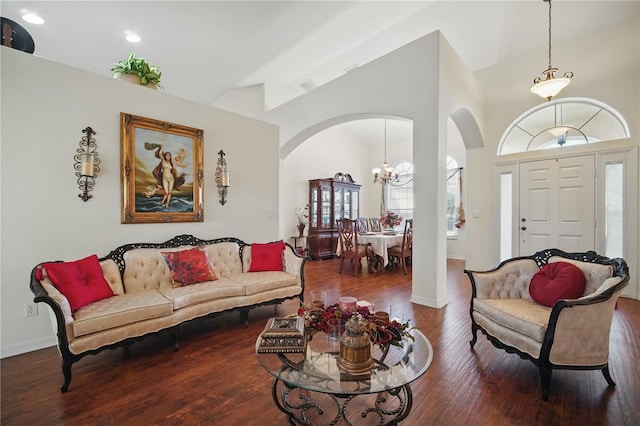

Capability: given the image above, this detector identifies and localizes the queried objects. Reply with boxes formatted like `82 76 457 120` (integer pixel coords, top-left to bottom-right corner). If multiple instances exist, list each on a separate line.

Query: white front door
519 156 595 255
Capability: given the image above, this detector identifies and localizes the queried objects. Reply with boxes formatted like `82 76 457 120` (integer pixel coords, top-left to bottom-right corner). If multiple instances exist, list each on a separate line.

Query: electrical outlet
25 303 38 317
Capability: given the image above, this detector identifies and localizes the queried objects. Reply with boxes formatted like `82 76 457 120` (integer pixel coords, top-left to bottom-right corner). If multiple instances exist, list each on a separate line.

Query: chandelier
530 0 573 101
372 120 399 184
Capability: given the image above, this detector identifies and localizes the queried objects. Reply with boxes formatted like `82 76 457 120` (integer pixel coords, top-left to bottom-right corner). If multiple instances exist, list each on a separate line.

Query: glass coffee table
256 329 432 425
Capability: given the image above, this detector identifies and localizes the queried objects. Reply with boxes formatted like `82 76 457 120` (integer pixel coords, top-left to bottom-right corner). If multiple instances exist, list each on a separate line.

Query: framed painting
120 113 204 223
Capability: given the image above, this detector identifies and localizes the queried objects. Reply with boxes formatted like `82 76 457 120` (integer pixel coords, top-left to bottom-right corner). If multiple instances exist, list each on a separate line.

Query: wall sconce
73 127 100 202
215 149 230 205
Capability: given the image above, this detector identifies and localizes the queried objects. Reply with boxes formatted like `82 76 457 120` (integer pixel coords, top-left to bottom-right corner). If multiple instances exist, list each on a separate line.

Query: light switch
472 210 480 218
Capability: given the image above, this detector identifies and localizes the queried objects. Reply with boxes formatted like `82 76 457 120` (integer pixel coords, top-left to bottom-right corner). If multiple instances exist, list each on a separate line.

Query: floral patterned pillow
161 247 217 287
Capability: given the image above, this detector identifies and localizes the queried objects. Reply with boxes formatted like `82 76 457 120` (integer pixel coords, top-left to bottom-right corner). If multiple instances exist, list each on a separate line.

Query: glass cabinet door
311 187 318 228
352 191 359 219
334 188 343 221
344 190 351 219
321 187 331 228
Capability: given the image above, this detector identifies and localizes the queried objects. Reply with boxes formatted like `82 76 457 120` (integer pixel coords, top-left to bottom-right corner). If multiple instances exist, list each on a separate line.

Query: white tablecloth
358 233 404 266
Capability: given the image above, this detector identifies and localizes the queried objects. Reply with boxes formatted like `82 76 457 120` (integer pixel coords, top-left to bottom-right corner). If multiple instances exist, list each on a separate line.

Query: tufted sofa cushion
548 257 613 296
72 291 173 337
159 278 245 310
203 242 244 277
473 259 539 300
474 298 551 343
228 271 298 295
123 248 175 292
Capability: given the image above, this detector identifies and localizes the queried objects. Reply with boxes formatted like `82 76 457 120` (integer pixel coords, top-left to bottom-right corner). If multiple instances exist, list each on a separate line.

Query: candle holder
215 149 230 205
73 127 100 202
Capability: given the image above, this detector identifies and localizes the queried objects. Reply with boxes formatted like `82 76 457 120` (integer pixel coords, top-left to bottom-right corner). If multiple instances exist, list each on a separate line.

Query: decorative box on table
256 317 306 353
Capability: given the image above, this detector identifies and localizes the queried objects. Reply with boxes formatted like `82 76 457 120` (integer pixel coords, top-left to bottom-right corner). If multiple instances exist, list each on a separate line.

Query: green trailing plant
111 53 163 88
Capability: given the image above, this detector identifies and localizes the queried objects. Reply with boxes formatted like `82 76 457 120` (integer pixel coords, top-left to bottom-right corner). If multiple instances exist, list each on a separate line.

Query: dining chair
336 218 372 275
356 217 369 234
369 217 381 232
388 219 413 274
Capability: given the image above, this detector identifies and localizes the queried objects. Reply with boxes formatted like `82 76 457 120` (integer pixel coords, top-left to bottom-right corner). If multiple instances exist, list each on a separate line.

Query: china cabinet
308 173 360 259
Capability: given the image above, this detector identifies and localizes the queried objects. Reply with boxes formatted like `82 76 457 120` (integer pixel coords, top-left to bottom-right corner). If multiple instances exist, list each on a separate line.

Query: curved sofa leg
60 357 72 393
539 365 552 401
601 366 616 387
469 323 478 348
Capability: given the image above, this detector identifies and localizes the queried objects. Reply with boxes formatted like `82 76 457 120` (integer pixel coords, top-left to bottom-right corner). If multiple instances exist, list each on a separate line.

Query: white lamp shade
531 76 571 100
548 126 571 137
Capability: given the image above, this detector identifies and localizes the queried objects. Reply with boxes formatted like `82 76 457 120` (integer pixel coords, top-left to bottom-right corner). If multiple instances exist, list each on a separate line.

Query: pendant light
372 120 399 184
531 0 573 101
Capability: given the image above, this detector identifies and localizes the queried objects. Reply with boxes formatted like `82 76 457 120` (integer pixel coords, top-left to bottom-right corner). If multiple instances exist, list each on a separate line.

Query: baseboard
409 294 449 308
1 336 56 359
447 255 466 261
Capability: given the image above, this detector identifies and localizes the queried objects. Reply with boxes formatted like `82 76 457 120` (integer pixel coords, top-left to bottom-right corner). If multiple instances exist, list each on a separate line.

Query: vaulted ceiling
2 1 637 113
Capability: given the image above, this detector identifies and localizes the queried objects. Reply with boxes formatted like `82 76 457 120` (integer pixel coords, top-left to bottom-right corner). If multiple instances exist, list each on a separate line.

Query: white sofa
29 234 307 392
464 249 629 400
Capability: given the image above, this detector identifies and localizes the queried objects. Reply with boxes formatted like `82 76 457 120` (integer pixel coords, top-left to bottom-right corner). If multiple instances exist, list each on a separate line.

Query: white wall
0 48 281 357
284 121 413 237
252 32 483 309
446 118 467 260
468 18 640 275
283 125 370 238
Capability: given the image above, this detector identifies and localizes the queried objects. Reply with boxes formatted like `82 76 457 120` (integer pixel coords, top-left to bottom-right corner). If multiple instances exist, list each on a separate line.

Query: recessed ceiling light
22 14 44 25
126 33 141 43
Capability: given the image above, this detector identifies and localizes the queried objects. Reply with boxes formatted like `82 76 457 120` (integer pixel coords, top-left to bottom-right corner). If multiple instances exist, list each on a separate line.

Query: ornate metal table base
272 377 413 426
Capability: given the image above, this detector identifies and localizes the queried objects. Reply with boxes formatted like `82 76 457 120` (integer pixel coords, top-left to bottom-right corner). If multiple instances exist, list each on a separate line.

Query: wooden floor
2 258 639 425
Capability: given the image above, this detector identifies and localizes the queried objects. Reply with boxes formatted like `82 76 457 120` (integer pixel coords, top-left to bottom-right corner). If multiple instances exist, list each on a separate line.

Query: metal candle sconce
74 127 100 202
215 149 230 205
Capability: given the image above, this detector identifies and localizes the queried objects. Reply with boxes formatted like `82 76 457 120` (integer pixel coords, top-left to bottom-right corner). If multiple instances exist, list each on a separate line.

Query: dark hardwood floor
2 258 639 425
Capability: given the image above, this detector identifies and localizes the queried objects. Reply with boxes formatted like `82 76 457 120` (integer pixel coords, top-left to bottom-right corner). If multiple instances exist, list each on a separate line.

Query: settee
464 249 629 400
29 234 306 392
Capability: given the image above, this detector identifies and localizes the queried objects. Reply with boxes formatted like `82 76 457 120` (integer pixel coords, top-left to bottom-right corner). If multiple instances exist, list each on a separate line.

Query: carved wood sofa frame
29 234 306 392
464 249 629 401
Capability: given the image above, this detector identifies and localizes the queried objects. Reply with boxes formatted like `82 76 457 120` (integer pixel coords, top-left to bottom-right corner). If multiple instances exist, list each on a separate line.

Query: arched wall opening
282 113 413 246
282 105 483 290
446 107 484 262
260 32 480 309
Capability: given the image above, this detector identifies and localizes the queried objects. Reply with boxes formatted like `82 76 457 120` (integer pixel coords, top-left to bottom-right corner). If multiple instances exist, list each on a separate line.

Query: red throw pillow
42 255 114 312
249 241 285 272
161 247 218 287
529 262 587 307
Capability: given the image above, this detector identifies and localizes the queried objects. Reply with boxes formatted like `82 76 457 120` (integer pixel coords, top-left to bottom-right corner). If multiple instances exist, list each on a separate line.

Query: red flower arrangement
298 303 415 352
380 211 403 228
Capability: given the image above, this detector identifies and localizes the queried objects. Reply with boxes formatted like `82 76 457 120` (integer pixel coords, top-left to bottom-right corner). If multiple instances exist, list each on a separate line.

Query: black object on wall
1 17 35 53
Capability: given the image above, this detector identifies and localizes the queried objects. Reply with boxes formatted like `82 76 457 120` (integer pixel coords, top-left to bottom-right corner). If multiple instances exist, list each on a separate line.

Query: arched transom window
498 98 630 155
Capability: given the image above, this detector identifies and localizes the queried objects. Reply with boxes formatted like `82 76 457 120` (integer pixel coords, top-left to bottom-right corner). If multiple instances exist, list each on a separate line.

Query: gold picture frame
120 113 204 223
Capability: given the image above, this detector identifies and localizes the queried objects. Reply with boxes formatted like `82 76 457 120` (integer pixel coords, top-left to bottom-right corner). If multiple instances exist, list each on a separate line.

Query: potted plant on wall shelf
111 53 163 89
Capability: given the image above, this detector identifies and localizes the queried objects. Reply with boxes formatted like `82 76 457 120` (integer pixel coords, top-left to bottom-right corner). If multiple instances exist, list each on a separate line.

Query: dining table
358 231 404 267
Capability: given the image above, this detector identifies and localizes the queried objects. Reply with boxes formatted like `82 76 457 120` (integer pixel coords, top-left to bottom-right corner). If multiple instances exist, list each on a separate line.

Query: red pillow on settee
161 247 218 287
529 261 586 307
249 241 285 272
39 254 114 312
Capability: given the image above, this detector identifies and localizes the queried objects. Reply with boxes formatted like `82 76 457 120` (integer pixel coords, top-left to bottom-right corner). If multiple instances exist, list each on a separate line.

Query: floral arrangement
380 211 403 228
298 303 415 352
293 204 309 225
